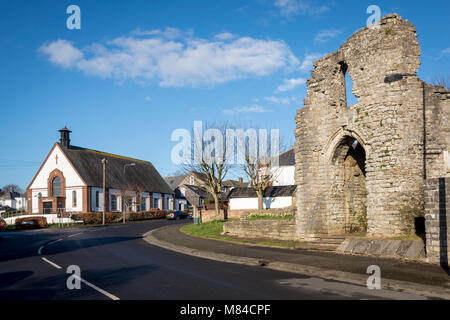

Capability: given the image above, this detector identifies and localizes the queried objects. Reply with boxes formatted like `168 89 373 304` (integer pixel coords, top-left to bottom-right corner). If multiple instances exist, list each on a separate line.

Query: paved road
0 220 433 300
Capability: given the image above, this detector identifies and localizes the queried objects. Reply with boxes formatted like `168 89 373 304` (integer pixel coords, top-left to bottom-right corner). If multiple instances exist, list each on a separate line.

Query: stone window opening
339 62 358 107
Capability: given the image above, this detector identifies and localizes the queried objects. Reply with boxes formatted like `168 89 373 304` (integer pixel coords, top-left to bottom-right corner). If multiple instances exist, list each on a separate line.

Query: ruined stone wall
294 14 450 239
424 84 450 179
424 177 449 266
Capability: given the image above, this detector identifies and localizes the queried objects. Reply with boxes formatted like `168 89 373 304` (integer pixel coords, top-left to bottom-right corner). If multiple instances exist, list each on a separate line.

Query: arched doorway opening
330 136 367 234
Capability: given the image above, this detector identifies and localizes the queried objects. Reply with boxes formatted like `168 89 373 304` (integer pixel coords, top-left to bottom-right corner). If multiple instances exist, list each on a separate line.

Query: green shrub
74 209 167 225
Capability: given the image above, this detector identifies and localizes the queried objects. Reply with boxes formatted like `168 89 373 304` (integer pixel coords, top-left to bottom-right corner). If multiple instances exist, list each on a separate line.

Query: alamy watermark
66 5 81 30
366 265 381 290
171 121 280 166
367 5 381 30
66 265 81 290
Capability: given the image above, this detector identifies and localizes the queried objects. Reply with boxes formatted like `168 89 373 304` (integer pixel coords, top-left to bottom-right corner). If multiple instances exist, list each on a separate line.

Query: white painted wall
271 166 295 186
0 196 27 210
31 190 47 213
229 196 293 210
4 214 75 225
66 187 83 212
29 144 85 213
29 144 85 190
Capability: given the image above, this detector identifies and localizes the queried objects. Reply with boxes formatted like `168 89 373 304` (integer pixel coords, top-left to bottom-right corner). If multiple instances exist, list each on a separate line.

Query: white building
27 127 174 214
0 189 28 211
228 149 296 211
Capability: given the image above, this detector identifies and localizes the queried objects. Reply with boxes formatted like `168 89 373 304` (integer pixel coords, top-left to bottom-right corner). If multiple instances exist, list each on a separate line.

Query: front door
43 202 52 214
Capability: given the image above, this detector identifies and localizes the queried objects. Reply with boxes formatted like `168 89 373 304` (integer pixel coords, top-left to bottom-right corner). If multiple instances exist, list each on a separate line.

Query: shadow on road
0 265 160 300
44 236 143 256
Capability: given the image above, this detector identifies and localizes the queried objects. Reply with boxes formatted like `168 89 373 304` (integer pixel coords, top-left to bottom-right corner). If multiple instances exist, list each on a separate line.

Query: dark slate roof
278 149 295 166
222 180 248 188
164 175 186 190
184 185 212 199
60 144 174 194
227 185 297 199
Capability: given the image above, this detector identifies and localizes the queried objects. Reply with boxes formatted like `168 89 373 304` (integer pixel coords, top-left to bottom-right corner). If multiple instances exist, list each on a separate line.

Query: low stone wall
200 209 242 223
425 177 450 266
223 220 297 241
336 238 425 260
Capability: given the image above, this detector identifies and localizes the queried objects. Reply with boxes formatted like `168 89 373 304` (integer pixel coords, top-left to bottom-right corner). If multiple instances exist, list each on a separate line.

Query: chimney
239 177 243 183
58 126 72 149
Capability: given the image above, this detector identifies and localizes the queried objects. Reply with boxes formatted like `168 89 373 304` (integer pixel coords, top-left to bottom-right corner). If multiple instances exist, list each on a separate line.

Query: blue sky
0 0 449 189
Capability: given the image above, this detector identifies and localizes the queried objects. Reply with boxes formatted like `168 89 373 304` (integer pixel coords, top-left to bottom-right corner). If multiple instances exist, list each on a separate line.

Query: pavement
146 223 450 299
0 220 448 300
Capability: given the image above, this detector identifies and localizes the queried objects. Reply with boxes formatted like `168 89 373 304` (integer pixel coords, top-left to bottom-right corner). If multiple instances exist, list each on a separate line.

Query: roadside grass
181 220 299 249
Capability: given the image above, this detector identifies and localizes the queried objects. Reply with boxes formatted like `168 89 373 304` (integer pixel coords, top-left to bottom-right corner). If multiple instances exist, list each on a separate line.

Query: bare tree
431 76 450 90
183 123 230 220
2 184 23 194
240 133 288 210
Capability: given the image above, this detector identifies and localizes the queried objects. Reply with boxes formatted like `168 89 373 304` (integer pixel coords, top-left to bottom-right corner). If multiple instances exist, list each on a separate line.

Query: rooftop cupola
58 126 72 149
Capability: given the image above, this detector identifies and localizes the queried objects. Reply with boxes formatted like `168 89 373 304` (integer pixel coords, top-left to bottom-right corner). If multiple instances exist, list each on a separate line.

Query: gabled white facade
28 144 86 214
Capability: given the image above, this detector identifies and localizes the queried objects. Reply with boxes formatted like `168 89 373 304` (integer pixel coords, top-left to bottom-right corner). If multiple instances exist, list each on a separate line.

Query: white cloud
264 95 299 104
131 27 194 39
274 0 329 18
300 53 322 72
441 48 450 55
39 30 299 88
314 28 342 43
144 96 152 101
38 40 83 68
214 32 236 41
223 104 273 115
276 78 306 92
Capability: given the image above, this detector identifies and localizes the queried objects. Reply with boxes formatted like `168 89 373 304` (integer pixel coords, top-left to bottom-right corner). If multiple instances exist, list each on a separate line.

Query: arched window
95 191 100 208
72 191 77 207
52 177 61 196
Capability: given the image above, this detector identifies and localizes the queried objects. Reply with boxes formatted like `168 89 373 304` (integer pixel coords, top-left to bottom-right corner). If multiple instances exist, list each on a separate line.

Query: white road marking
38 238 63 255
42 257 63 269
48 238 63 246
74 275 120 301
37 231 120 300
68 232 83 238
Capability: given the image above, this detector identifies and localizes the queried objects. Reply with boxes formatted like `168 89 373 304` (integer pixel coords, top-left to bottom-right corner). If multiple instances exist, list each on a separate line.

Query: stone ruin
294 14 450 242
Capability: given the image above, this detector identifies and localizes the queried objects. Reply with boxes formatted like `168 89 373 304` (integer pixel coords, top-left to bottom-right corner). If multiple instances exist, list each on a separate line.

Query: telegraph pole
102 159 108 225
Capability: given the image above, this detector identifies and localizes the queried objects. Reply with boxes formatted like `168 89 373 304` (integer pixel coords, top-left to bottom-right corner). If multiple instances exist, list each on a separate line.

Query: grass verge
180 220 299 249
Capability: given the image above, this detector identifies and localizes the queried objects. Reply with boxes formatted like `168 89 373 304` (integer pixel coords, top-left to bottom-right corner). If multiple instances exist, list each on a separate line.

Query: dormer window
190 176 195 185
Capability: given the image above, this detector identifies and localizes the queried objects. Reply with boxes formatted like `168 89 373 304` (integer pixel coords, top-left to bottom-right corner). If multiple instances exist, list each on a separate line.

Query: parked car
166 211 189 220
0 218 6 232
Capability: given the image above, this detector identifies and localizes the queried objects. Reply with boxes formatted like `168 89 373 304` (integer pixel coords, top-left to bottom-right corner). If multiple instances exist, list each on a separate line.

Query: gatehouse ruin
294 14 450 244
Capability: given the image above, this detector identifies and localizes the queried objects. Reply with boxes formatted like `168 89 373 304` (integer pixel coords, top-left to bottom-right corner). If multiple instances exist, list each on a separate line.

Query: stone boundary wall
425 177 450 266
200 209 242 223
223 220 297 241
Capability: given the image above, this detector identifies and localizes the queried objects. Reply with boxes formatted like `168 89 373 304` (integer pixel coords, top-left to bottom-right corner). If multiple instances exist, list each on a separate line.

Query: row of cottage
24 127 296 216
